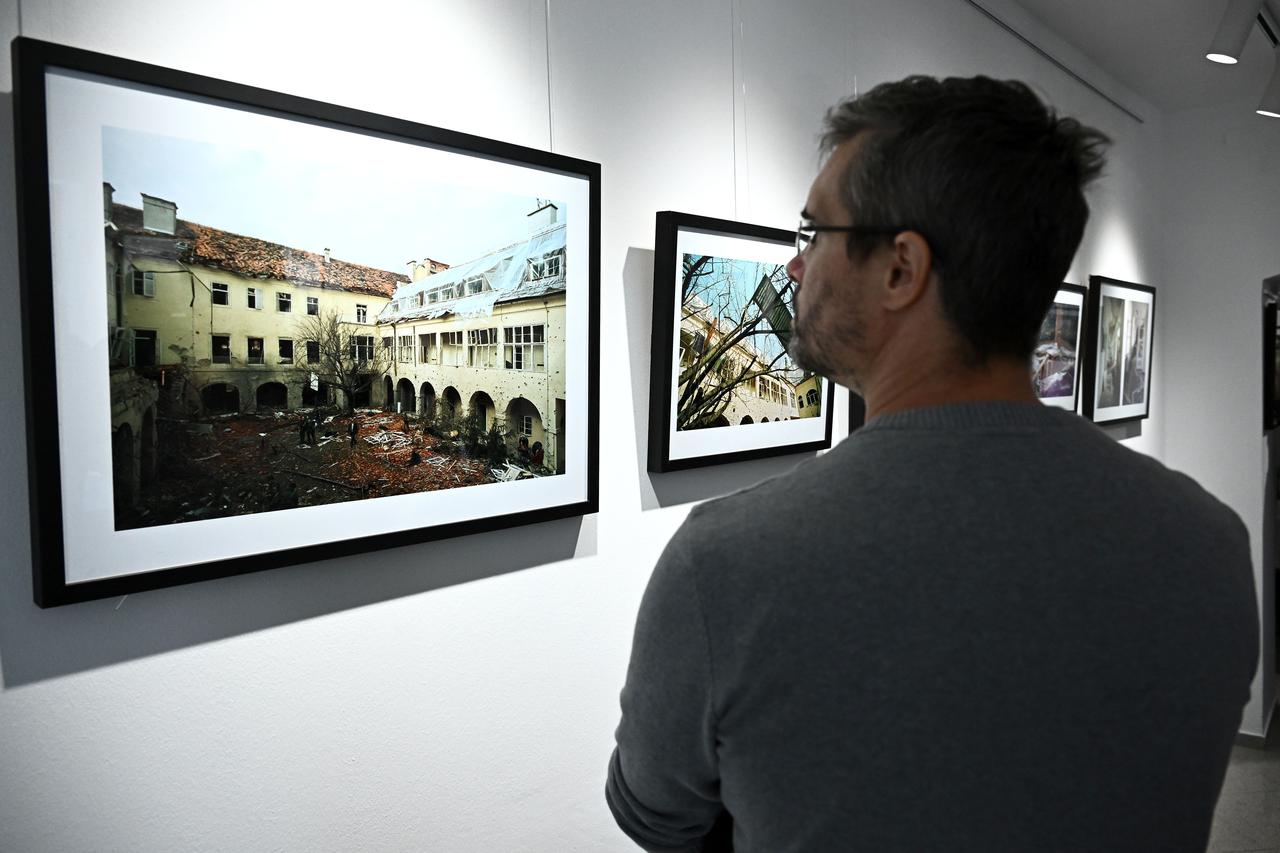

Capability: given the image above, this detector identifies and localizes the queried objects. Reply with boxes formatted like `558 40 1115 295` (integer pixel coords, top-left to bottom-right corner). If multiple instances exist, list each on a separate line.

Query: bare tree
292 308 391 413
676 256 802 429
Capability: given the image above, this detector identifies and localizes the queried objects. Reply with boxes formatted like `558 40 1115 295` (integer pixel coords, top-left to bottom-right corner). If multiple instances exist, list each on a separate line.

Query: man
607 76 1258 852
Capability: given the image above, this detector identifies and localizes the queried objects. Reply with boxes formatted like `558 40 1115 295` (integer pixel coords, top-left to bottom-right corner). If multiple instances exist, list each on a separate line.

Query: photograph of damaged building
675 254 822 430
106 168 568 530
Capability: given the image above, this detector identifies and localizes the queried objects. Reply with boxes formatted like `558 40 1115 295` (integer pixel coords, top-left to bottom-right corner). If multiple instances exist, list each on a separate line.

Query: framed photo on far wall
14 38 600 606
647 211 834 472
1083 275 1155 425
1033 283 1087 411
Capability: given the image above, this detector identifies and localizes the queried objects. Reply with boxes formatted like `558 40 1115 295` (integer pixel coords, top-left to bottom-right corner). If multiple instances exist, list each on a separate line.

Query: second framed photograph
647 211 834 472
1033 283 1087 411
1083 275 1156 424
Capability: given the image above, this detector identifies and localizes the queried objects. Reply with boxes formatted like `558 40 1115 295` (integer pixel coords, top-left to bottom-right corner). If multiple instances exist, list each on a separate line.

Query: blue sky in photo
103 126 543 275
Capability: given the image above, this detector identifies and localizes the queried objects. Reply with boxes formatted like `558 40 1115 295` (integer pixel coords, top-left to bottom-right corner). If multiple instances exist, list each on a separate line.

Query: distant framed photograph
13 37 600 606
647 211 834 472
1264 298 1279 431
1083 275 1155 424
1033 283 1087 411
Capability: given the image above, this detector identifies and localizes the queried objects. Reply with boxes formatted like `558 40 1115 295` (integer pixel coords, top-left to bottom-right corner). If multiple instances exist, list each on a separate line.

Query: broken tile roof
111 203 407 298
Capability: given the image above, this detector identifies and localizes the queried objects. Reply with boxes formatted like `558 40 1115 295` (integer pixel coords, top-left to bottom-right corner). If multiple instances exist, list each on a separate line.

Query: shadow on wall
622 245 817 512
0 513 588 689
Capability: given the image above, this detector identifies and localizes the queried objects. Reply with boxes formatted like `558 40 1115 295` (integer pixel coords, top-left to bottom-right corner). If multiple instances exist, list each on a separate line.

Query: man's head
786 75 1110 391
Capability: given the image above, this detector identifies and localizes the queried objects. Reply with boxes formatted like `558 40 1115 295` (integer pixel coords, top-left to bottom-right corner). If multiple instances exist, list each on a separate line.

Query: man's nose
786 252 804 284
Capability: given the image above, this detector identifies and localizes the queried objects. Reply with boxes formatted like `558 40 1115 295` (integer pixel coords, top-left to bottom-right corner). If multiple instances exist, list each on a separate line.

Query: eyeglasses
795 220 913 257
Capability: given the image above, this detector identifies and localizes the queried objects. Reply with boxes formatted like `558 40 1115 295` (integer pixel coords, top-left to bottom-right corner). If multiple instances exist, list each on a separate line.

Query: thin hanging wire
544 0 555 151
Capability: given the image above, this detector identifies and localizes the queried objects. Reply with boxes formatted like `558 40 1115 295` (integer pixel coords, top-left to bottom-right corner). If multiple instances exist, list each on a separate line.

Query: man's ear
881 230 935 312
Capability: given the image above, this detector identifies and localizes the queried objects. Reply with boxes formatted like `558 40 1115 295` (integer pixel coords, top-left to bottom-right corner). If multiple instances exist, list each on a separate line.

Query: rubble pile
118 409 499 530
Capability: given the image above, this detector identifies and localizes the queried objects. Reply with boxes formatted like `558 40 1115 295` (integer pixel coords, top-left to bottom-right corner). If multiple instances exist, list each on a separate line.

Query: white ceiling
1009 0 1278 114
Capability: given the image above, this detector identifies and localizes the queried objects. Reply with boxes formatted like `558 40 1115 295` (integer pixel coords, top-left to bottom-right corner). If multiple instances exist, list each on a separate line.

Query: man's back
608 402 1258 852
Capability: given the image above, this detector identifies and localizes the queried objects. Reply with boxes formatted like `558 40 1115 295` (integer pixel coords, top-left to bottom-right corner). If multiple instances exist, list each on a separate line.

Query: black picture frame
647 211 834 472
1082 275 1156 425
13 37 600 607
1033 282 1088 413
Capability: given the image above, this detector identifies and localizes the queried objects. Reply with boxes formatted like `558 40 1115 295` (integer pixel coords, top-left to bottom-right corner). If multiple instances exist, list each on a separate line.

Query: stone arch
395 378 416 414
711 414 730 427
740 415 754 425
419 382 436 419
201 382 240 415
469 390 496 432
505 397 545 447
441 386 462 422
761 417 770 423
256 381 288 411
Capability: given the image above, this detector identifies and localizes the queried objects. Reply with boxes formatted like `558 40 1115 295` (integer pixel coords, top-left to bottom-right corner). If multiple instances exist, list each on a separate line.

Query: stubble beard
788 299 866 392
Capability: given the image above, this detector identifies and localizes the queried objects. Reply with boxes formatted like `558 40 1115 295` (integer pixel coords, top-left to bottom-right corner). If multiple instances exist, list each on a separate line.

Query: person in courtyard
607 75 1259 853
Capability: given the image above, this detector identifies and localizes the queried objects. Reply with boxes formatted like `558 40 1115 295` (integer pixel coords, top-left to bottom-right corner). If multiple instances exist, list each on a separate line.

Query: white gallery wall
0 0 1266 850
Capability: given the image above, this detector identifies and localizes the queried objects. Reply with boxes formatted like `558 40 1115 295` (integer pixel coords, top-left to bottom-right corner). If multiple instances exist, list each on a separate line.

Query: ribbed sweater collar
859 400 1069 432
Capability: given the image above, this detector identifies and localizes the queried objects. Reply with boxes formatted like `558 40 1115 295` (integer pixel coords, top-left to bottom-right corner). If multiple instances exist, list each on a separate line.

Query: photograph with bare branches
648 212 833 472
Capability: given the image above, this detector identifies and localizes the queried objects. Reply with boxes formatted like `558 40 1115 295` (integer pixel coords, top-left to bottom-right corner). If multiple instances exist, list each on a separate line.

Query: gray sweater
608 402 1258 852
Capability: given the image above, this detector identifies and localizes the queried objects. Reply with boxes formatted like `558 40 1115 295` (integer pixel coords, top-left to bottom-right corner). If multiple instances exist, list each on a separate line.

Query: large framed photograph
13 38 600 606
1083 275 1155 425
1033 283 1087 411
647 211 834 472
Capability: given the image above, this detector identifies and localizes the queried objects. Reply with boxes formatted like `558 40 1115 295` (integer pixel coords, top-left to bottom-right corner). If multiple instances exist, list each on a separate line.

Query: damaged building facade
677 300 818 427
375 203 568 474
105 186 404 417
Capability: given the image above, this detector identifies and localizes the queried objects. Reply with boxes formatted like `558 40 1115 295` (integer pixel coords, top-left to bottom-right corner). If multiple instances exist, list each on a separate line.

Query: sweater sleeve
606 521 728 852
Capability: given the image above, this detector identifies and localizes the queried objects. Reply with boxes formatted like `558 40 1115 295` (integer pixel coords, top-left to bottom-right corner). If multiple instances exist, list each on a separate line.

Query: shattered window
307 296 318 315
212 282 229 305
248 337 264 364
519 415 533 436
277 292 292 312
398 334 413 363
503 324 545 371
529 250 563 280
306 340 319 363
440 330 465 366
356 304 368 324
278 339 294 364
468 328 499 368
807 389 820 407
247 287 260 309
419 333 434 363
212 334 231 364
464 276 488 295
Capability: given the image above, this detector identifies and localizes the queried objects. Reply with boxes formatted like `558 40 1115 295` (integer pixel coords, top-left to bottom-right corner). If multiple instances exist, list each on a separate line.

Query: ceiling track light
1259 50 1280 117
1206 0 1264 63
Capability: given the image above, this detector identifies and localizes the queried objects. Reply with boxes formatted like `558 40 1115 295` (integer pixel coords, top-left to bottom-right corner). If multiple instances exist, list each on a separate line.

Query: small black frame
647 211 834 472
1082 275 1156 425
13 37 601 606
